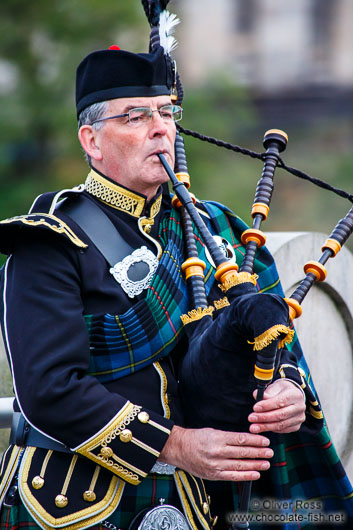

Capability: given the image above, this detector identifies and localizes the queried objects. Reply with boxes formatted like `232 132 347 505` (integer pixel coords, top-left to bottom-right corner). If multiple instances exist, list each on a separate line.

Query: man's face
88 95 176 200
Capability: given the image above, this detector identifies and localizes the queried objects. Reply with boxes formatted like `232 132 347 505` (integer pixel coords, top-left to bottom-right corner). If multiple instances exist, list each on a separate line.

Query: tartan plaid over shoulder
84 208 188 382
84 200 281 383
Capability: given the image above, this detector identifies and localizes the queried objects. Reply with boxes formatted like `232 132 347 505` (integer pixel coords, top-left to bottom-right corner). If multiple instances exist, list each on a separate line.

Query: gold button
55 494 68 508
32 476 44 490
138 411 150 424
120 429 133 443
203 501 209 514
100 446 113 458
83 490 96 502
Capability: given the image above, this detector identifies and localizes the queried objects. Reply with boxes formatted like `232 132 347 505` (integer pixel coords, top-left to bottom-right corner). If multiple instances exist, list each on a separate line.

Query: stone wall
267 232 353 481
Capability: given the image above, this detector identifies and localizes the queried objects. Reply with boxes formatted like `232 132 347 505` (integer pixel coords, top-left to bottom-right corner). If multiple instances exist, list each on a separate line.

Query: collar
85 169 162 220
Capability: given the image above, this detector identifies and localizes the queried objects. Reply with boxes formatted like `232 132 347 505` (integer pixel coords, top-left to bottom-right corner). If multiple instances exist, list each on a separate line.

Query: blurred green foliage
0 0 353 246
182 85 353 244
0 0 147 217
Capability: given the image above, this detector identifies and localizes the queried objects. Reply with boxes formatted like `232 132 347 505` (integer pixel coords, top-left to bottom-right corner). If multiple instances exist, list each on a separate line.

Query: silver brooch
205 235 236 268
137 504 190 530
110 246 159 298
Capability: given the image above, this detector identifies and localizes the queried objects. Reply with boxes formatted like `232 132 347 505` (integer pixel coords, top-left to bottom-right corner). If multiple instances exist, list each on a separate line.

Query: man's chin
154 173 170 187
146 161 173 181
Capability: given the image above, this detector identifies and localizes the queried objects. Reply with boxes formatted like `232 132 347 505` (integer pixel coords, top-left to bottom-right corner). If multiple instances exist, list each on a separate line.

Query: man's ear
78 125 103 161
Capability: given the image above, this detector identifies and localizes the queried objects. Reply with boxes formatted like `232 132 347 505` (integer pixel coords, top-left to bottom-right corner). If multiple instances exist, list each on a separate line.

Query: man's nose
149 111 169 136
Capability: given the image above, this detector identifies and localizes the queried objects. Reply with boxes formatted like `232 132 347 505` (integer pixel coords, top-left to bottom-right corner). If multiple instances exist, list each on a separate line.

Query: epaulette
0 187 88 255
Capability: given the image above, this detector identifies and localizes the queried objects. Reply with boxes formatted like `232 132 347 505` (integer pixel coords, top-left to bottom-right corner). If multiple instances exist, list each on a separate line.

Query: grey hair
78 100 109 165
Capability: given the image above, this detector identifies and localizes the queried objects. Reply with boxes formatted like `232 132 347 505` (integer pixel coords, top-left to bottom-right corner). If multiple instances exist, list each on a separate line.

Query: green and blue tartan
84 199 353 528
0 475 181 530
85 201 280 383
222 426 353 529
85 209 188 382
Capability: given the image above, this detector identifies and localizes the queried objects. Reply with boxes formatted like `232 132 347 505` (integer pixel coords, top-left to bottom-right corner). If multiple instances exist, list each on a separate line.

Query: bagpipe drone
141 0 353 528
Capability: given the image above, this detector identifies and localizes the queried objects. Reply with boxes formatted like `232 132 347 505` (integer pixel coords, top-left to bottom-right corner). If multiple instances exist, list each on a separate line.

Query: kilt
0 474 185 530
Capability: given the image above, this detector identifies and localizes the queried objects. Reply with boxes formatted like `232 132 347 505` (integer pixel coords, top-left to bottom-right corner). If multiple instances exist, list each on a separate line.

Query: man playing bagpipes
0 1 352 529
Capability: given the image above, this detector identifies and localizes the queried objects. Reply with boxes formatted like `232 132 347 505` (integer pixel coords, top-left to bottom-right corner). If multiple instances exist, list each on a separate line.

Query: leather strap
10 412 72 454
58 195 135 268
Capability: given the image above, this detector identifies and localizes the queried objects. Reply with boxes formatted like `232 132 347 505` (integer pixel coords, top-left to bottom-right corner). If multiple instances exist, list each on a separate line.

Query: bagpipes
159 140 353 529
141 0 353 527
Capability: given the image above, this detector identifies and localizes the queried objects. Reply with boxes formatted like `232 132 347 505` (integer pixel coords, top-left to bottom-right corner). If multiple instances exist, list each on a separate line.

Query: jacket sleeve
1 231 173 485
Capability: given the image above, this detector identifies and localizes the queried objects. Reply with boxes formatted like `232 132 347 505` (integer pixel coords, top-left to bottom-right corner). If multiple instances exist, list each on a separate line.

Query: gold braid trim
0 214 87 249
0 445 22 504
150 194 162 218
309 407 324 420
153 361 171 419
181 306 214 326
279 364 306 389
75 403 145 485
85 170 145 216
213 297 230 310
85 169 162 220
174 471 211 530
218 272 258 293
19 447 124 530
248 325 295 351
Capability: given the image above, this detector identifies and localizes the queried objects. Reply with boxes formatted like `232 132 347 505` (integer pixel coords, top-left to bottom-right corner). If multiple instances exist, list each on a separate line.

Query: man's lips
149 150 170 160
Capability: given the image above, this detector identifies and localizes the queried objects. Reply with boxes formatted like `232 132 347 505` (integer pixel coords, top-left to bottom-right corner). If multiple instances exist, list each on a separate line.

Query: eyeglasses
91 104 182 127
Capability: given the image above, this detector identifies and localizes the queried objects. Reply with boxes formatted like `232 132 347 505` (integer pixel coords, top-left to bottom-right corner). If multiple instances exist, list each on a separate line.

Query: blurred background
1 0 353 241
